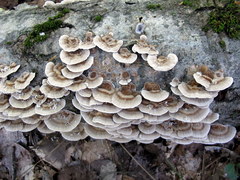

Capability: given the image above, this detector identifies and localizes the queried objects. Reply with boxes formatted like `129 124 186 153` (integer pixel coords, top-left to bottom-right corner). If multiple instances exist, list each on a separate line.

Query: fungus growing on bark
119 71 131 85
113 48 137 64
93 32 123 52
60 49 90 65
0 63 20 78
141 82 169 102
66 56 94 73
85 71 104 89
79 32 96 49
147 53 178 71
59 35 81 52
92 80 115 103
132 35 158 55
35 98 66 116
40 79 69 99
14 72 35 90
44 110 81 132
112 84 142 109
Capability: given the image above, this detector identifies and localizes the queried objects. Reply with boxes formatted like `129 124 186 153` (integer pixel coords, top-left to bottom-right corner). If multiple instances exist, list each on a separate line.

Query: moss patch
93 15 103 22
203 1 240 39
182 0 194 7
146 3 162 10
219 40 226 49
23 8 70 48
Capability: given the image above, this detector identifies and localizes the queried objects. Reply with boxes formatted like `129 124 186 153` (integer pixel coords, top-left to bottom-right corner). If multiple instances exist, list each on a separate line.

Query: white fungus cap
35 98 66 116
59 35 81 52
40 79 69 99
147 53 178 71
93 32 123 52
141 82 169 102
44 110 81 132
66 56 94 73
113 48 137 64
0 63 20 78
60 49 90 65
14 72 35 90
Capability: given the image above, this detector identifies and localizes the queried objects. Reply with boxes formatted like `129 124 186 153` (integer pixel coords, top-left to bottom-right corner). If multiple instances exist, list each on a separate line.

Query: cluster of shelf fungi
0 32 236 144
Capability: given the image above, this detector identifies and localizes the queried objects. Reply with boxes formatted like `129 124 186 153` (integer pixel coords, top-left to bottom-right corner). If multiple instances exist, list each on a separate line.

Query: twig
18 140 64 179
165 158 183 180
201 149 206 180
119 143 156 180
204 156 222 170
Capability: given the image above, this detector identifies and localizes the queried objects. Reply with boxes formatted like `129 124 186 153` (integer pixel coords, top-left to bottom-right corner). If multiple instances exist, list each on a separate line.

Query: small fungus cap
59 35 81 52
147 53 178 71
141 82 169 102
113 48 137 64
85 71 104 89
79 32 96 49
169 104 210 123
0 63 20 78
60 49 90 65
44 110 81 132
132 35 158 55
65 75 87 91
92 80 115 103
14 72 35 90
9 96 33 109
119 71 131 86
93 32 123 52
208 124 236 144
0 78 19 94
61 123 88 141
112 84 142 109
40 79 69 99
178 82 218 99
61 67 83 79
66 56 94 73
12 86 33 100
35 98 66 116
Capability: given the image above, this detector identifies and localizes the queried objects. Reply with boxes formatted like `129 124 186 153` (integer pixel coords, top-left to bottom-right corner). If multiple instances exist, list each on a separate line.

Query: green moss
94 15 103 22
219 40 226 49
146 3 162 10
23 8 70 48
182 0 194 7
5 41 13 45
203 1 240 39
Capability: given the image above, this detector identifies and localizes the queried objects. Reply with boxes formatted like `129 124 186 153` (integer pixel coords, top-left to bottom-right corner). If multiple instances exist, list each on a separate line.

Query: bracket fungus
113 48 137 64
93 32 123 52
59 35 81 52
60 49 90 65
112 84 142 109
0 31 236 146
147 53 178 71
119 71 131 86
79 32 96 49
141 82 169 102
0 63 20 78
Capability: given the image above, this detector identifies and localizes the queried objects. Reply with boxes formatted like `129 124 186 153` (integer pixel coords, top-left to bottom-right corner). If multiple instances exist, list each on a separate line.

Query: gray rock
0 1 239 126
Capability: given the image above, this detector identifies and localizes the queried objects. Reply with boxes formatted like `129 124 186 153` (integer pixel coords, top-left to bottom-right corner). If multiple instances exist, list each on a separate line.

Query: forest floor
0 128 239 180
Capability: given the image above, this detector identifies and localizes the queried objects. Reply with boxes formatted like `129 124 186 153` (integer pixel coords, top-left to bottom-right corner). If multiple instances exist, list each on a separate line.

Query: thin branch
119 143 156 180
18 140 64 179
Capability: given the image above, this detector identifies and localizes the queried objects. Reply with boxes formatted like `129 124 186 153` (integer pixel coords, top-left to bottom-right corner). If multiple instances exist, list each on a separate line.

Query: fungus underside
23 8 70 48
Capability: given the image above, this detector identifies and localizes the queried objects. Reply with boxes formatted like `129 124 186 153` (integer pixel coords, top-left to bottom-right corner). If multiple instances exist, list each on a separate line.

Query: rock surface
0 0 239 126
